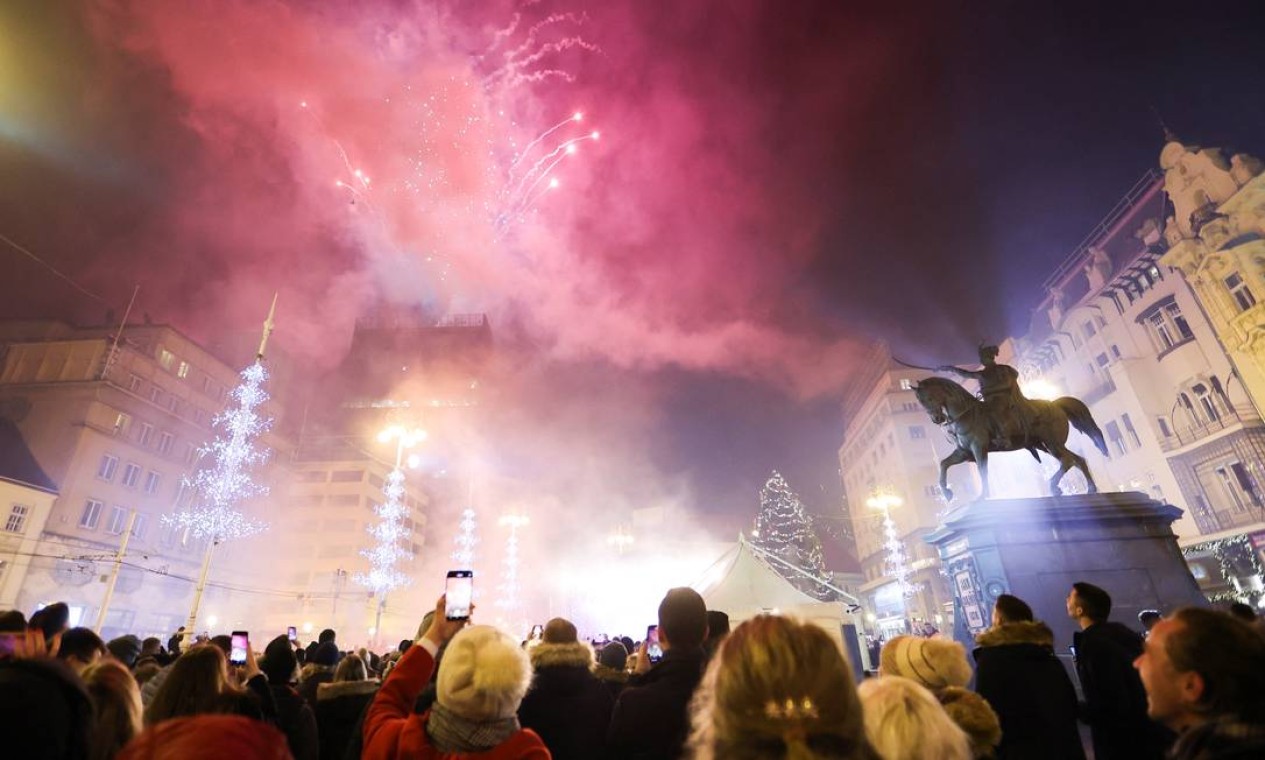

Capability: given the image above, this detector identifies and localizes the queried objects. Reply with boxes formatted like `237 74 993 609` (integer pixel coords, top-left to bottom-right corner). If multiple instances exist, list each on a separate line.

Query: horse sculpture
913 376 1107 501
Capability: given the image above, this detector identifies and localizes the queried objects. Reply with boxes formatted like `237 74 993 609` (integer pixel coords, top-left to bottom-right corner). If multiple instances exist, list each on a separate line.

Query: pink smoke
76 0 892 397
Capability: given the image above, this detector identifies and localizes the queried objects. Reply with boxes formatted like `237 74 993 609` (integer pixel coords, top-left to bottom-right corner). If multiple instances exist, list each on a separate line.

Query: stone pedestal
924 491 1205 652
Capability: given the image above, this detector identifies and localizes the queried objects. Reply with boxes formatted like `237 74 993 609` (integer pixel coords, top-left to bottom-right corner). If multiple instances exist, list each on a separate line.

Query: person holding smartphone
607 587 710 760
362 581 549 759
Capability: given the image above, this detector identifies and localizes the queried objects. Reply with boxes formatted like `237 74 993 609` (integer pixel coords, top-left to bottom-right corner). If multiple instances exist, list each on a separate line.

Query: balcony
1159 404 1262 452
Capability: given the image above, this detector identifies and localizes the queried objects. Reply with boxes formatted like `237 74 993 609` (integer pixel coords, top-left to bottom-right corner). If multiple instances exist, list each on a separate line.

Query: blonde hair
83 659 143 760
878 636 972 690
334 653 368 683
856 677 971 760
687 615 877 760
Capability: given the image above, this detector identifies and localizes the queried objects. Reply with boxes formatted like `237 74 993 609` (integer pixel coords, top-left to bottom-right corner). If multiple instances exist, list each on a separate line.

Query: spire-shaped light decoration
356 425 425 604
452 508 479 569
356 467 412 595
496 513 529 614
173 295 277 639
167 296 276 542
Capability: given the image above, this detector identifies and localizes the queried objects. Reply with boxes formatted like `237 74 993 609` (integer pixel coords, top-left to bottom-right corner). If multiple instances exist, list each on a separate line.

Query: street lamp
357 424 426 647
606 526 635 554
866 490 914 611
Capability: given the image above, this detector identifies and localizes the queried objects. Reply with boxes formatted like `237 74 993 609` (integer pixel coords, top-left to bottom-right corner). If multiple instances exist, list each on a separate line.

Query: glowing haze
29 0 863 397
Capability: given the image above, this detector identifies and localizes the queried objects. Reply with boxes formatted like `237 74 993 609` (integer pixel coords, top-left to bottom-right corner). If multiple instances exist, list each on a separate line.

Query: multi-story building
0 419 58 609
0 319 293 638
271 436 430 645
838 343 961 639
1157 134 1265 412
1013 159 1265 603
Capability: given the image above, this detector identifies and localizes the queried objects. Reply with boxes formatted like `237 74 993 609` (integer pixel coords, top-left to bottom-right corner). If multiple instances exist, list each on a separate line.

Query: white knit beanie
879 635 972 690
436 625 533 720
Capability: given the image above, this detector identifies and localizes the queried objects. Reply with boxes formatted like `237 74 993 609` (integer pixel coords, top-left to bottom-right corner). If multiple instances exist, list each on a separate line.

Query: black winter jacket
517 642 614 760
1073 621 1168 760
314 679 378 760
607 647 706 760
973 621 1085 760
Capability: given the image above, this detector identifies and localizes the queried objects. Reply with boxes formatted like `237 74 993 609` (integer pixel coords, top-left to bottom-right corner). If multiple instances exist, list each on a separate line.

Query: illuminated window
899 378 914 391
112 412 131 436
177 361 190 379
158 349 175 370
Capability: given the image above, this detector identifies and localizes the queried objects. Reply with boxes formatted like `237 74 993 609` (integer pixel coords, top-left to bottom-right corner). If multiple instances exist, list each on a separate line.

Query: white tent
693 533 860 633
693 534 868 677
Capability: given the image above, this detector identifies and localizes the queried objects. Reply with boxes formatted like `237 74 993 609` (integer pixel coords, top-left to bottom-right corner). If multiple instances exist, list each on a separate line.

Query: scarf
426 702 522 754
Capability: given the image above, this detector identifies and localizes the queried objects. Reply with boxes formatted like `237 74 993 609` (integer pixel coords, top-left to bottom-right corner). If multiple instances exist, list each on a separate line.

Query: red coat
362 641 550 760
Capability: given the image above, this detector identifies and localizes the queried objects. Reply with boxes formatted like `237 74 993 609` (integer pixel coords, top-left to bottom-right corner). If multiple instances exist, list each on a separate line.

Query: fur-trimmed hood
592 664 628 684
938 686 1002 758
975 620 1055 649
529 641 593 670
316 679 380 701
300 662 335 681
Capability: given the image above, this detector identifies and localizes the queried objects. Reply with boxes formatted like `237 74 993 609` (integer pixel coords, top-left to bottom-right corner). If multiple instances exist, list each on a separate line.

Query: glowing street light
606 526 635 554
1021 378 1061 401
866 490 916 606
357 423 427 646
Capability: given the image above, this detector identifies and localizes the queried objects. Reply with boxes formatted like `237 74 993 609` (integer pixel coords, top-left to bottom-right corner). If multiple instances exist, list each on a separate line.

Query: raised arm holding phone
361 575 550 760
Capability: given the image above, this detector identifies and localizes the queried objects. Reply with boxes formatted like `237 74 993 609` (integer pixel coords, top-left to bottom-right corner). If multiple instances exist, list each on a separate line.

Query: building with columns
1011 145 1265 603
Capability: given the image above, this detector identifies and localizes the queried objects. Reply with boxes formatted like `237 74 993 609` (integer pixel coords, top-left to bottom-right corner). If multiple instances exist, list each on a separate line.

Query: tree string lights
356 468 412 596
496 513 529 615
166 360 272 542
452 507 479 569
751 471 829 599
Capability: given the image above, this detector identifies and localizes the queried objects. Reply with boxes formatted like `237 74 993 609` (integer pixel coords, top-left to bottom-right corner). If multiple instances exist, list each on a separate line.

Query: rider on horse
938 344 1032 448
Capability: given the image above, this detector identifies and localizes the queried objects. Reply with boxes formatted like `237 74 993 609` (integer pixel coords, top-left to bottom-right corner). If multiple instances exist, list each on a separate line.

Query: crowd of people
2 578 1265 759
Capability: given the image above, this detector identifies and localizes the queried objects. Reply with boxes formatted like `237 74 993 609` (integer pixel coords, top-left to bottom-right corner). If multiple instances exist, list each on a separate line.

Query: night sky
2 1 1263 540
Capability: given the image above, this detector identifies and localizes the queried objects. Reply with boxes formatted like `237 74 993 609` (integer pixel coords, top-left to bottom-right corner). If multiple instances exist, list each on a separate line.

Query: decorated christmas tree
752 470 831 599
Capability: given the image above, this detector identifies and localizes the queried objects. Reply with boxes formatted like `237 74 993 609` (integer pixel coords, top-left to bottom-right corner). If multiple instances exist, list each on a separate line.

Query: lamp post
359 424 426 647
866 490 911 626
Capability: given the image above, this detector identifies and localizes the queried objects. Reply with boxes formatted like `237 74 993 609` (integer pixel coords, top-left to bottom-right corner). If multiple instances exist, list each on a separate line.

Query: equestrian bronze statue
913 344 1107 501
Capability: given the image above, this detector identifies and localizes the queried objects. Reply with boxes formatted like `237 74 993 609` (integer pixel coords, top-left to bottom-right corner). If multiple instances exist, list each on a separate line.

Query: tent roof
695 535 828 619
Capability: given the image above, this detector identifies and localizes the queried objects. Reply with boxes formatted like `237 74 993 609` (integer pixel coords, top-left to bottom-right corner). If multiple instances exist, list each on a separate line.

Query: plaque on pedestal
924 492 1206 651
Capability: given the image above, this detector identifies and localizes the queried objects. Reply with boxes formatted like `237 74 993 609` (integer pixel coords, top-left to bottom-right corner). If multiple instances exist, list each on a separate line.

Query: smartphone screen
230 631 249 666
529 624 543 640
445 570 474 621
646 624 663 663
287 626 297 642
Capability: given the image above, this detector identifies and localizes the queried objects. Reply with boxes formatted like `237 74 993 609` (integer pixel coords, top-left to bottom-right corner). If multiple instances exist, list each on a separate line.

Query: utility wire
0 231 109 304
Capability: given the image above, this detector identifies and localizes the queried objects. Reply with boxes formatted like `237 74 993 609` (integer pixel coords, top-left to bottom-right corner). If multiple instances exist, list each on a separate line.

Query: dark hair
398 639 412 654
142 637 162 653
1227 602 1258 623
318 628 337 644
659 587 708 651
1167 607 1265 722
0 658 94 760
261 635 296 685
209 635 232 657
1071 582 1112 623
0 609 27 632
994 594 1033 623
599 641 628 671
58 627 107 663
29 602 70 639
